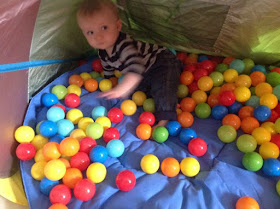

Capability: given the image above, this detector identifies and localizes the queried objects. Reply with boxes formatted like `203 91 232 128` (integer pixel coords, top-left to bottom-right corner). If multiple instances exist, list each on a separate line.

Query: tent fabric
21 62 280 209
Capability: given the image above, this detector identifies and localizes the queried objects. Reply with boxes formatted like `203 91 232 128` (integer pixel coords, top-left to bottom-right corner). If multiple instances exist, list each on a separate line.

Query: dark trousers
136 49 182 121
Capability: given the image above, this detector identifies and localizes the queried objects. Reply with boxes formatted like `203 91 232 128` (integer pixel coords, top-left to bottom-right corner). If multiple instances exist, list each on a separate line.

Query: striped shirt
98 32 166 77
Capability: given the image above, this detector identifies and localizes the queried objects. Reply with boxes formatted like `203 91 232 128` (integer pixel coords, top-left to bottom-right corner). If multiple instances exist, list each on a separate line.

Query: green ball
215 63 228 73
90 71 101 79
143 98 155 113
229 59 245 74
217 125 237 143
266 72 280 87
152 126 169 143
274 118 280 134
195 103 211 119
273 85 280 100
276 179 280 196
177 84 189 98
236 134 257 153
242 152 263 172
243 58 255 74
209 72 224 87
51 85 67 100
86 122 104 139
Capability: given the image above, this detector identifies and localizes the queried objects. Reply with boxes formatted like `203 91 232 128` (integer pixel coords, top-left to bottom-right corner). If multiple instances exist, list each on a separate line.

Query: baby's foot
153 120 168 128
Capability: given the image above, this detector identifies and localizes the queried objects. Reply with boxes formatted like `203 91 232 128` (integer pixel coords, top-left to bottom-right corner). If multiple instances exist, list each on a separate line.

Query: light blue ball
56 119 74 136
46 106 65 122
245 95 260 108
106 139 125 158
229 59 245 74
91 106 107 120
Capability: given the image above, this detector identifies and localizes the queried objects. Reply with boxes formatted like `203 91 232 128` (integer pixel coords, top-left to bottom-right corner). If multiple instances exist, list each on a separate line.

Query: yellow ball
14 126 35 143
223 69 238 83
99 79 113 92
140 154 160 174
121 99 137 115
255 82 272 97
251 127 271 145
31 134 48 150
66 108 83 124
197 76 213 92
180 157 200 177
191 90 207 104
34 148 48 162
31 161 47 180
234 86 251 102
67 84 81 96
95 116 111 130
259 142 279 159
210 87 221 95
44 159 66 181
260 93 278 109
235 74 252 88
78 117 94 131
70 129 86 141
114 70 122 78
86 162 107 183
261 122 276 135
132 91 147 106
80 72 92 81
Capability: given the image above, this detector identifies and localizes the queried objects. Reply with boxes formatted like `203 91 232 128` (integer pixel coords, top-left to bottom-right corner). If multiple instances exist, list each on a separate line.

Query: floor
0 196 29 209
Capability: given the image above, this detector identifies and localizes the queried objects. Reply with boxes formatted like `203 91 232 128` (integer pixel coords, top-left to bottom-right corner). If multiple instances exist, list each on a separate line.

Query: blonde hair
77 0 119 18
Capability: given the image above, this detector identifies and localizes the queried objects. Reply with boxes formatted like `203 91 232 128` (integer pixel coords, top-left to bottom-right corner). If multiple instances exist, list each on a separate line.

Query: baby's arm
98 72 142 99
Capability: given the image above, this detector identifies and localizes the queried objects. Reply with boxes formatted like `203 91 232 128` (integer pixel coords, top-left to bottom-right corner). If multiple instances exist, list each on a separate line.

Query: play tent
1 0 280 208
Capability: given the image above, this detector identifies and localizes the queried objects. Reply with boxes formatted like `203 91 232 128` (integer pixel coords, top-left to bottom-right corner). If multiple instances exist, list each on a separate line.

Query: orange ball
177 111 194 128
220 83 236 92
185 56 197 65
197 76 213 92
84 78 98 92
58 158 71 169
250 71 266 87
48 203 68 209
241 117 260 134
222 114 241 130
255 82 272 97
180 97 196 112
43 142 61 160
191 90 207 104
179 71 194 85
236 196 260 209
136 123 152 140
223 56 236 65
161 157 180 177
69 74 83 87
207 94 219 108
238 106 254 120
59 137 80 157
62 168 83 189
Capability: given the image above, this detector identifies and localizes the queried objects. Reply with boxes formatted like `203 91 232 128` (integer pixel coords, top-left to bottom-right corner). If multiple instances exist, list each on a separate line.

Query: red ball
74 179 96 201
271 67 280 74
52 104 66 114
268 109 279 123
176 52 187 63
64 93 80 108
16 143 36 161
188 81 199 94
139 112 155 126
188 138 207 157
115 170 136 191
218 91 236 106
70 152 90 171
108 108 123 123
200 60 215 73
92 59 103 72
79 137 97 154
273 103 280 115
183 64 196 72
103 127 120 143
193 68 208 81
49 184 71 205
271 134 280 150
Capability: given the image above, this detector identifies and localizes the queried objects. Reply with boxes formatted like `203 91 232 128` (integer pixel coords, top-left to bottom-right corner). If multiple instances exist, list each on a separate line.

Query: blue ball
229 59 245 74
89 145 108 163
251 65 266 74
228 101 243 114
106 139 125 158
41 93 59 107
179 128 197 144
39 120 58 137
211 105 228 120
49 134 65 143
253 105 271 122
56 119 74 136
262 158 280 177
46 106 65 122
245 95 260 108
198 55 209 62
166 121 182 136
39 177 59 196
91 106 108 120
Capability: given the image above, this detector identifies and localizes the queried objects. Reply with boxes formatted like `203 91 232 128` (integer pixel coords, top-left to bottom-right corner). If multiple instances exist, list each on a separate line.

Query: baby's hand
98 86 128 99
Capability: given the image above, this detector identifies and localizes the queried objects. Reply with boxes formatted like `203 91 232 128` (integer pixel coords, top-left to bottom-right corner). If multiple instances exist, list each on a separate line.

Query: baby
77 0 182 127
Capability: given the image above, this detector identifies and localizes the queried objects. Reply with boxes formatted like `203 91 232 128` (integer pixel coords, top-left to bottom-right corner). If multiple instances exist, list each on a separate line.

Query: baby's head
77 0 122 53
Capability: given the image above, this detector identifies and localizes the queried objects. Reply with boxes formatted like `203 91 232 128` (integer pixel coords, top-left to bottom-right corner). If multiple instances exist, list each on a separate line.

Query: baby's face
77 7 122 54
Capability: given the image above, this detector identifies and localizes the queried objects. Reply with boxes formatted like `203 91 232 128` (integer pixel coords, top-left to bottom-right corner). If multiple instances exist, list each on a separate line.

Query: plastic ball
160 157 180 177
80 72 91 81
59 137 80 157
44 159 66 181
121 99 137 116
180 97 196 112
42 93 59 107
14 126 35 143
48 204 68 209
49 184 71 205
107 107 123 123
86 162 107 183
40 177 59 196
152 126 169 143
92 59 103 72
277 180 280 196
234 86 251 102
197 76 213 91
260 93 278 109
220 83 236 92
99 79 112 92
177 111 194 128
69 74 84 87
39 120 58 138
241 117 260 134
238 106 254 120
191 90 207 104
78 117 94 132
136 123 152 140
211 105 228 120
67 84 81 96
218 91 236 106
31 134 48 150
66 109 83 124
228 101 243 115
229 59 245 74
95 116 111 130
103 127 120 143
236 134 257 153
139 112 155 126
106 139 125 157
70 152 90 171
261 122 277 135
74 178 96 201
245 95 260 108
91 106 107 120
180 71 194 85
64 93 80 108
215 63 228 73
222 114 241 130
251 127 271 145
140 154 160 174
47 106 65 123
180 157 200 177
262 158 280 177
217 125 237 143
16 143 36 161
89 145 108 163
223 69 238 83
255 82 272 97
236 196 260 209
207 93 219 108
79 137 97 154
166 121 182 137
62 168 83 189
177 84 189 98
86 122 104 140
51 85 67 100
188 81 199 94
132 91 147 106
143 98 155 113
84 78 98 92
267 72 280 87
243 58 255 74
251 64 266 74
179 128 197 144
259 142 279 159
43 142 61 160
193 68 208 81
188 138 207 156
56 119 74 137
195 103 211 119
253 105 271 122
242 152 263 171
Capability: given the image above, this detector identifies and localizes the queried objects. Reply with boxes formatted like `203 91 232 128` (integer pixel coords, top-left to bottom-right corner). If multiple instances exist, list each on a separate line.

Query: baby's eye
101 26 108 30
87 31 94 35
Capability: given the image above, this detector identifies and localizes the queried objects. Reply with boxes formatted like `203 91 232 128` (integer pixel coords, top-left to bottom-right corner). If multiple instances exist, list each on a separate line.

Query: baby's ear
117 19 122 31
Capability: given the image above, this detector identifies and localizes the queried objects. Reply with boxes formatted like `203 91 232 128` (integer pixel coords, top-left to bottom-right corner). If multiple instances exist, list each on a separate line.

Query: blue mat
21 61 280 209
